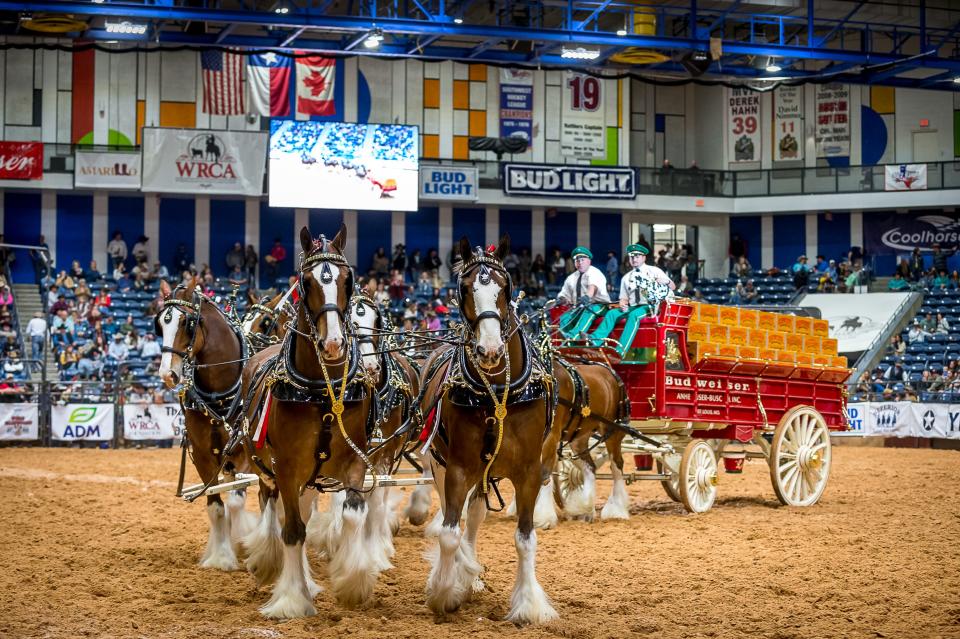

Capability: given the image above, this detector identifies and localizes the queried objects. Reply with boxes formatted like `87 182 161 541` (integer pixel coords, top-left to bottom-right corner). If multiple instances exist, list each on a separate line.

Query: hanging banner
561 71 605 158
0 403 39 441
74 150 142 190
863 211 960 256
853 402 960 439
884 164 928 191
420 165 478 201
838 403 867 437
773 86 803 162
141 128 267 195
503 164 635 199
727 87 761 163
815 83 850 157
51 403 115 441
123 403 183 440
0 141 43 180
499 68 534 149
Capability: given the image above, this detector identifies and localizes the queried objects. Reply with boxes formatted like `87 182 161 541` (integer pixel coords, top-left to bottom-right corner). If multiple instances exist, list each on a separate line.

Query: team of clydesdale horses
157 224 632 624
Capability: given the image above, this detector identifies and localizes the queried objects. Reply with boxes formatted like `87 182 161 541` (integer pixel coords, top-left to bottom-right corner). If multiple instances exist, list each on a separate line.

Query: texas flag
295 56 336 117
247 52 293 117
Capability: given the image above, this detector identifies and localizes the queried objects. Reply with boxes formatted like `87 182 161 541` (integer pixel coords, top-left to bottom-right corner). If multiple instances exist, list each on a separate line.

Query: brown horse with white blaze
418 236 558 624
156 276 258 570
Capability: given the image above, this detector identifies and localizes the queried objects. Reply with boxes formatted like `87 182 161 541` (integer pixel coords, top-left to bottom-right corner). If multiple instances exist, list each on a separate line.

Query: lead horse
417 236 558 624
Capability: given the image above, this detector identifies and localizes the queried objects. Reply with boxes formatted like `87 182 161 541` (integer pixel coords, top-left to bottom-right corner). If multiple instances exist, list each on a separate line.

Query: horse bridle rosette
157 292 203 359
458 250 513 341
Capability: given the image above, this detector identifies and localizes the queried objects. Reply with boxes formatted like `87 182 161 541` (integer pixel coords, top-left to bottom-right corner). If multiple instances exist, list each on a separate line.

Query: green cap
571 246 593 259
626 243 649 256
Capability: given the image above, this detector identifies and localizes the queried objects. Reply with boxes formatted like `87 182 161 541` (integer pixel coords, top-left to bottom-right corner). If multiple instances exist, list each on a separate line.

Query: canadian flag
295 56 335 118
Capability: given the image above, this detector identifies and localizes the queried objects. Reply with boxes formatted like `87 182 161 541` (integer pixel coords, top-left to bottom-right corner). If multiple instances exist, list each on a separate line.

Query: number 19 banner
727 87 760 163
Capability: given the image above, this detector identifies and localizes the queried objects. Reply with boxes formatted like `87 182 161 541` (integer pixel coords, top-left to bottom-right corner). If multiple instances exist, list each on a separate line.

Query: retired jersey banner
74 150 141 190
499 68 534 149
0 141 43 180
141 128 267 195
815 83 850 157
0 403 39 440
773 86 803 162
51 403 115 441
561 71 605 158
123 403 183 440
504 164 635 199
727 88 760 163
884 164 928 191
421 166 478 201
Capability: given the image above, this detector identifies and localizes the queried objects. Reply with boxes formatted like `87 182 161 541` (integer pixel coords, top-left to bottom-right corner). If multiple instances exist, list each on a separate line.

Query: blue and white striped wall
730 212 860 273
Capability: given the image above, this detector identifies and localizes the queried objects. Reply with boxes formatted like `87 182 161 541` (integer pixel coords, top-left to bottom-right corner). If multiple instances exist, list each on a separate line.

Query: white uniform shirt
619 264 673 306
559 265 610 303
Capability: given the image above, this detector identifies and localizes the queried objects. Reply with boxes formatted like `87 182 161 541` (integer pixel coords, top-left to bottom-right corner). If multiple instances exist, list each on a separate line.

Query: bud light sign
420 166 479 201
51 404 115 441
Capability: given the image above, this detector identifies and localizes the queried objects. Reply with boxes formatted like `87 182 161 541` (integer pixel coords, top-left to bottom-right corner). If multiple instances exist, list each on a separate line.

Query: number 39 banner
727 87 760 163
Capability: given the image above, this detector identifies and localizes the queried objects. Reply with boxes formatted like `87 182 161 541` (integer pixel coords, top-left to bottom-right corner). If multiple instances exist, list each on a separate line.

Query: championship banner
51 403 115 441
727 87 760 163
773 86 803 162
856 402 960 439
815 83 850 157
863 211 960 257
560 71 605 158
141 128 267 195
74 150 141 190
0 141 43 180
123 403 183 440
499 68 533 149
420 166 478 201
0 403 39 441
884 164 928 191
504 164 635 199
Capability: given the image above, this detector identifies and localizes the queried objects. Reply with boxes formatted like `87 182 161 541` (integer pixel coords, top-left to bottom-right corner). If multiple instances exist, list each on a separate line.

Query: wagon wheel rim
770 406 832 507
656 459 681 503
556 457 584 502
679 440 717 513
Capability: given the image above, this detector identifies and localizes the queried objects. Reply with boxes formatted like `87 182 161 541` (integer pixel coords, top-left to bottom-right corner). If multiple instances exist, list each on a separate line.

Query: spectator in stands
519 248 533 288
51 325 73 351
791 255 811 290
936 312 950 334
0 373 24 401
932 269 950 290
85 260 102 281
54 270 76 293
949 270 960 290
894 258 911 281
115 265 132 293
370 247 389 279
605 251 619 289
920 312 937 334
888 272 910 291
58 344 79 378
907 320 928 344
374 281 389 307
847 245 864 269
77 348 102 380
119 313 135 336
107 333 129 363
415 271 433 298
226 241 245 275
94 287 111 310
0 286 11 311
728 233 746 272
888 334 906 357
132 235 150 265
503 248 520 283
29 235 50 286
731 255 752 279
931 242 957 274
884 359 908 383
550 249 566 285
407 249 422 283
531 254 547 290
425 310 441 332
388 270 408 302
909 248 925 282
0 320 14 343
107 231 128 269
244 245 258 283
813 255 828 274
392 244 407 274
141 333 161 359
264 238 286 279
818 260 838 292
26 311 46 366
227 264 248 286
923 369 946 393
68 259 85 282
51 309 74 333
3 349 23 379
74 278 91 300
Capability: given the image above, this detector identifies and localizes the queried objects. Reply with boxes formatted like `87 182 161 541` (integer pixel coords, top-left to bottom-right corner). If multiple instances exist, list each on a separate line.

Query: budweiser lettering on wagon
0 142 43 180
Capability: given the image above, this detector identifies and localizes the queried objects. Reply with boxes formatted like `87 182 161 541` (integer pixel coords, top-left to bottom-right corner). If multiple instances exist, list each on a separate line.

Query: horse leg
404 452 434 526
363 485 395 572
299 490 317 525
462 487 487 596
259 473 316 619
508 471 558 625
563 444 597 522
423 457 447 538
200 493 240 571
532 461 559 530
327 488 381 607
306 489 344 558
425 463 478 617
600 432 630 521
225 488 258 552
242 483 284 587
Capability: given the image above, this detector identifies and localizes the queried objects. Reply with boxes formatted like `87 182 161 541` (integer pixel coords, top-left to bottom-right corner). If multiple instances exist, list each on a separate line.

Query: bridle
156 286 203 359
351 291 382 350
458 249 514 343
294 243 356 363
245 298 281 334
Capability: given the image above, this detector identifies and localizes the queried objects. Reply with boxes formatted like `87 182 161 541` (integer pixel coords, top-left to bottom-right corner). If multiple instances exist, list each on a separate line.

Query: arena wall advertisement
864 211 960 256
884 164 927 191
123 403 183 440
420 166 478 201
503 164 635 199
0 141 43 180
74 150 141 190
846 402 960 439
268 120 419 211
141 128 267 196
0 403 39 440
51 404 115 441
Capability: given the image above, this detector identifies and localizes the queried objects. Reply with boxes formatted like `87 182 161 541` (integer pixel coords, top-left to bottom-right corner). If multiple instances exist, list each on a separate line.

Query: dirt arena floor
1 444 958 639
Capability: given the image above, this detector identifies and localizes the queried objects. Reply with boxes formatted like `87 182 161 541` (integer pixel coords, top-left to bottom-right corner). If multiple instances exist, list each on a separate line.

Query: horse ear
458 236 472 263
496 234 511 261
159 279 172 300
331 223 347 255
189 274 200 291
299 226 313 254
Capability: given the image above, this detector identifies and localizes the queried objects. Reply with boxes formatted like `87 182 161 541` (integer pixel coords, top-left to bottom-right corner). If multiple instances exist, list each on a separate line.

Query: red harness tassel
253 389 273 449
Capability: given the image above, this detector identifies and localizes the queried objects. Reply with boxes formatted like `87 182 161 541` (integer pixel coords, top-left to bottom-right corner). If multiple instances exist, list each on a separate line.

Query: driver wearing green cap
587 243 675 354
556 245 610 338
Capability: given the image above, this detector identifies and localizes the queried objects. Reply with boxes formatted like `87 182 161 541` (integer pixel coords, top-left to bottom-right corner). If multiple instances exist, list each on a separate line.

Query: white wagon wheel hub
678 440 718 513
796 444 822 472
695 466 718 490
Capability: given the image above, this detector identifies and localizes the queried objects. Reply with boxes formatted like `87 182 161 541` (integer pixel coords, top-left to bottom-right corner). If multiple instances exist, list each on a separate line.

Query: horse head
297 223 353 360
457 234 513 370
350 292 382 379
156 276 205 388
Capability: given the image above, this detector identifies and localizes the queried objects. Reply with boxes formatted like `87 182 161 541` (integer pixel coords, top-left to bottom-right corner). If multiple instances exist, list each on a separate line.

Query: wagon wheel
655 459 680 503
555 445 607 504
678 439 718 513
769 405 832 507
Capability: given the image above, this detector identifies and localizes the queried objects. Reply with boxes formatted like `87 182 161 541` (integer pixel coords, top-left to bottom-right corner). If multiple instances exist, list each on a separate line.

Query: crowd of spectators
887 244 960 292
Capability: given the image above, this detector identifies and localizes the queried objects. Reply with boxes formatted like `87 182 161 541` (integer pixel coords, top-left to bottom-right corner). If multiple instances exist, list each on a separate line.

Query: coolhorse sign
141 128 267 195
503 164 635 199
74 150 141 189
865 211 960 255
420 166 478 201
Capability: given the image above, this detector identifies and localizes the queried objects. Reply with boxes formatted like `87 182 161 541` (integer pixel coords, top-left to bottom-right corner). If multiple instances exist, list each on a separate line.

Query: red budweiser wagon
556 299 851 513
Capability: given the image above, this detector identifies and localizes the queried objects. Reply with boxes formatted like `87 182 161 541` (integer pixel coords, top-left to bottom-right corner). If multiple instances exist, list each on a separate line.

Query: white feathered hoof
600 468 631 521
532 481 559 530
425 526 480 616
328 502 379 608
423 508 444 538
507 530 558 625
226 491 259 551
200 501 240 571
259 543 317 620
242 500 284 587
404 487 433 526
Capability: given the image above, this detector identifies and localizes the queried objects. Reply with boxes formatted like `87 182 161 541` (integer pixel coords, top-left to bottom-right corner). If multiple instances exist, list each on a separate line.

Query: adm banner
0 141 43 180
421 166 478 201
884 164 927 191
142 128 267 195
504 164 635 199
123 403 183 440
51 403 115 441
0 403 39 440
74 150 141 190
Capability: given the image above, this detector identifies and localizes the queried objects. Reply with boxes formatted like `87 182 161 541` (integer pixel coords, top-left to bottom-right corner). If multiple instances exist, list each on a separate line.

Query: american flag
201 50 245 115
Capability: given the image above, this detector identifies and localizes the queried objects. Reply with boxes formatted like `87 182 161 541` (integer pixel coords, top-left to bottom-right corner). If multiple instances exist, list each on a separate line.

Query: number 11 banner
726 87 760 163
774 86 803 162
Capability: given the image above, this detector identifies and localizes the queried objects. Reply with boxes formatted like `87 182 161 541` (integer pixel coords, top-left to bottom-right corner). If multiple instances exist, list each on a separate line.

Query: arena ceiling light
363 27 384 48
561 47 600 60
765 57 782 73
105 20 147 35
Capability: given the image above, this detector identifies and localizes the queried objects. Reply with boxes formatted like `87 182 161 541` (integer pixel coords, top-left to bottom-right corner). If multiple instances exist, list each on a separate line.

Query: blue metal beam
919 70 957 88
703 0 741 36
214 23 236 44
932 19 960 53
573 0 614 32
815 0 867 47
466 37 500 58
279 26 307 47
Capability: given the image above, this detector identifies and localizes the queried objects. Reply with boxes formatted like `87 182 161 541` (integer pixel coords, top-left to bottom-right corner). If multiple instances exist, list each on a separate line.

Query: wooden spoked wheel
678 439 718 513
656 459 681 503
555 445 607 503
769 405 832 507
